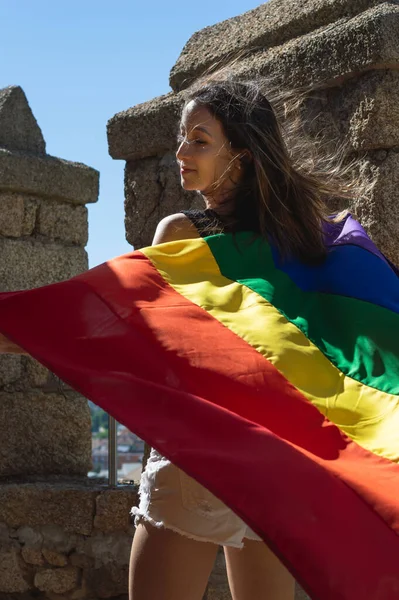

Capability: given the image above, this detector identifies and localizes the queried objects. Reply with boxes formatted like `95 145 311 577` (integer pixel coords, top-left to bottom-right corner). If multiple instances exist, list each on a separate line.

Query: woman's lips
180 167 195 173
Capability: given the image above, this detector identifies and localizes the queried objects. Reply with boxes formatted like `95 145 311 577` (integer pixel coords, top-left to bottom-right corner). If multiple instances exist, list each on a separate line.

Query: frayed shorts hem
131 507 249 549
132 449 263 549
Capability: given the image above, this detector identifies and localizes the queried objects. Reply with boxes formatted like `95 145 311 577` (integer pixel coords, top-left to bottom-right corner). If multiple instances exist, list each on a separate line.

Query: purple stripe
324 215 398 272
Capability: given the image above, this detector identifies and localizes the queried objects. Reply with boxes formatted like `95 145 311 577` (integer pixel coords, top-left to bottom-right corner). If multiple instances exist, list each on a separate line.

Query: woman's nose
176 140 191 161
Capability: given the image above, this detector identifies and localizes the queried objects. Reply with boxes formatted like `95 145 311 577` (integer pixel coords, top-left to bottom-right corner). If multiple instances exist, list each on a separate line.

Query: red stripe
0 250 399 599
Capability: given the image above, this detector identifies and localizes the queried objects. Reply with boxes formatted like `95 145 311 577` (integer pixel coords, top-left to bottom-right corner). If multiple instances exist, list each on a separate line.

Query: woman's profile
0 73 398 600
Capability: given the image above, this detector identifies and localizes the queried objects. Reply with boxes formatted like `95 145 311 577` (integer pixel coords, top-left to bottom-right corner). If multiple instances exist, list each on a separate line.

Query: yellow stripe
143 239 399 463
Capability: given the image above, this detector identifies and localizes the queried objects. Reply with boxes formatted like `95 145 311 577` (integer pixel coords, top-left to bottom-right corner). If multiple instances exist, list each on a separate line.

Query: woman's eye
176 135 206 145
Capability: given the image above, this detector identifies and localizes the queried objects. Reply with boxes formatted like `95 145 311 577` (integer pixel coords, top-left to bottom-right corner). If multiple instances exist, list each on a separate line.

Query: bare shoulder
152 212 200 245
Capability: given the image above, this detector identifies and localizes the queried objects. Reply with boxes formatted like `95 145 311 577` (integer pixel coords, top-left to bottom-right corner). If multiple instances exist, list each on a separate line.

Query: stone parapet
0 85 46 155
0 85 99 479
0 149 99 205
37 200 89 245
107 91 183 161
230 3 399 89
0 192 88 245
0 87 98 205
169 0 389 91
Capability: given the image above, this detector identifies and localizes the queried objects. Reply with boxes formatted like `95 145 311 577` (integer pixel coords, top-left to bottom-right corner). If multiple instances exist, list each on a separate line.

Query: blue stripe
271 244 399 315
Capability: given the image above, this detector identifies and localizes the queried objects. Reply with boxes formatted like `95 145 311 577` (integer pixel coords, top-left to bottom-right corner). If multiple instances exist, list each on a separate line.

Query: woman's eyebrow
180 125 213 137
193 126 212 137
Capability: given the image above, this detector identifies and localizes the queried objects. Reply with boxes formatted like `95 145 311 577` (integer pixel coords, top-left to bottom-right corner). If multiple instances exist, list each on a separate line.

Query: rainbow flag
0 215 398 599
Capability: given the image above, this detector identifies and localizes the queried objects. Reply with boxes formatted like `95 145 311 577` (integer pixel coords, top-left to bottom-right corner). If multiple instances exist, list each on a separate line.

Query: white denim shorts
131 447 262 549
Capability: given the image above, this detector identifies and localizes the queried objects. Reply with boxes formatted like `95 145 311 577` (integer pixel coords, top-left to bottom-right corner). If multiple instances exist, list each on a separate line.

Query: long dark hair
182 73 366 263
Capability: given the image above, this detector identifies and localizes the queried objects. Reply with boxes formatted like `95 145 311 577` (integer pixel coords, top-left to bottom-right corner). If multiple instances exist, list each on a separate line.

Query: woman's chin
180 181 200 191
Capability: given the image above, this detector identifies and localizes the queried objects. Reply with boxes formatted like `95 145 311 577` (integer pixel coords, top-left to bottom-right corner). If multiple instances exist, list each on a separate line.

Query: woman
129 80 301 600
1 76 398 600
128 76 399 600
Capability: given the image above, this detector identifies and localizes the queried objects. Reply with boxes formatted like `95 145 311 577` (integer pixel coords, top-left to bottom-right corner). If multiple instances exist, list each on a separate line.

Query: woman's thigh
224 538 295 600
129 520 218 600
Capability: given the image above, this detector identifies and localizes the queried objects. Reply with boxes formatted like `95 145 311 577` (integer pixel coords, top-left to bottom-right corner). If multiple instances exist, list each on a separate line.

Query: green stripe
205 233 399 395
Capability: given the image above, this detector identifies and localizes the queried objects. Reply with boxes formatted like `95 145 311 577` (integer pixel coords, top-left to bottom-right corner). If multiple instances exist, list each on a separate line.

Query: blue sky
0 1 263 267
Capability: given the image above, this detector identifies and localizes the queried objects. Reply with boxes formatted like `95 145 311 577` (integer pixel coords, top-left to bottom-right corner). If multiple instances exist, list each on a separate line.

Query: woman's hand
0 333 28 355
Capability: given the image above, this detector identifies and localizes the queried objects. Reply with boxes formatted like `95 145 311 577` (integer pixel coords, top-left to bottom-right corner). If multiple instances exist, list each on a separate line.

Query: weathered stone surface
0 521 10 541
107 92 183 160
21 546 45 566
17 525 44 549
84 562 129 598
0 85 46 155
206 548 230 599
0 391 91 477
0 192 39 237
69 551 95 570
0 354 21 386
0 238 88 291
0 547 30 592
230 4 399 91
328 69 399 150
37 200 88 245
42 547 68 567
124 154 202 249
40 523 79 553
23 196 38 234
69 579 91 600
23 356 50 388
124 158 159 248
170 0 389 91
0 484 96 535
34 566 79 593
94 489 136 533
17 358 74 393
0 149 99 205
206 587 231 600
349 149 399 264
83 532 132 569
302 69 399 153
0 192 25 236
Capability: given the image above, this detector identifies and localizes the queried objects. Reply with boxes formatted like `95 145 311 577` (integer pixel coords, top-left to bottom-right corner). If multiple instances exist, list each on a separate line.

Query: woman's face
176 100 242 205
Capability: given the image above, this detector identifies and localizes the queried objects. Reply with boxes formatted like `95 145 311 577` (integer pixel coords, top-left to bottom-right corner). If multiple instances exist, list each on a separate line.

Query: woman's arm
0 332 28 354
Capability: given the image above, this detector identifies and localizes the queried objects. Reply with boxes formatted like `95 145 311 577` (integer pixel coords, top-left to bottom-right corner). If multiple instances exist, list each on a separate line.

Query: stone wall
0 481 137 599
107 1 399 599
0 87 138 600
0 85 98 479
